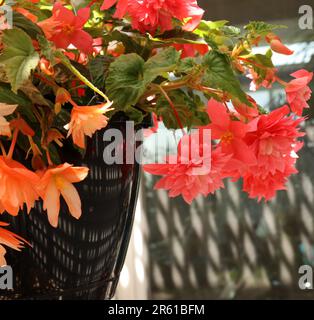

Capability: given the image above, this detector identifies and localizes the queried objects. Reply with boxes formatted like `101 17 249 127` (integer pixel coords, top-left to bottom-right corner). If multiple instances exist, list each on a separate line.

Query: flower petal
43 179 60 228
60 180 82 220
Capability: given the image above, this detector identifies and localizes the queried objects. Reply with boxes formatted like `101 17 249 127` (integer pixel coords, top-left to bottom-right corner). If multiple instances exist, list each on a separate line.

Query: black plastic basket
0 116 144 300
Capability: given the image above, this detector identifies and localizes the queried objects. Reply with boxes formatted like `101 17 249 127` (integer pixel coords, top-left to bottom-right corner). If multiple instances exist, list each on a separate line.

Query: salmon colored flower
0 157 40 216
285 69 313 116
0 103 17 137
206 99 257 165
0 221 29 266
265 33 294 55
38 3 93 54
38 163 89 228
244 105 304 174
173 43 209 58
242 156 298 201
101 0 128 18
65 102 113 149
101 0 204 34
265 32 293 55
243 105 304 200
144 133 230 204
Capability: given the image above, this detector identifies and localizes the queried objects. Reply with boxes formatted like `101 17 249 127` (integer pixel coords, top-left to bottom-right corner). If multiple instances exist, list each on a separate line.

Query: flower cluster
145 99 305 203
0 0 312 261
101 0 204 33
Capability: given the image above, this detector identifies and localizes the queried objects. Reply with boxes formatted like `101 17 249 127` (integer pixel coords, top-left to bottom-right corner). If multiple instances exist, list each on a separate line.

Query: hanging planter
0 0 312 300
0 115 145 299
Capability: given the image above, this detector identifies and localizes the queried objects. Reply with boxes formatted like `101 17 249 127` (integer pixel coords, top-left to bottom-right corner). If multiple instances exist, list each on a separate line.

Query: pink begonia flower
206 99 257 165
101 0 204 34
242 154 299 201
144 133 231 204
243 105 304 201
38 3 93 54
285 69 313 116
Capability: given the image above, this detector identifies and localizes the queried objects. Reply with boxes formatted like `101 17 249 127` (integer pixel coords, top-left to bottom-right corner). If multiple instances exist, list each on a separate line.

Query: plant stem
192 85 223 96
34 73 59 89
157 85 186 135
238 57 267 70
7 128 19 159
275 76 288 86
45 149 53 166
87 0 98 7
57 53 110 102
0 141 6 156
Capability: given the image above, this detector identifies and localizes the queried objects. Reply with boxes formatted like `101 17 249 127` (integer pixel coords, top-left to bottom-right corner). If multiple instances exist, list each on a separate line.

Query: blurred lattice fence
143 123 314 299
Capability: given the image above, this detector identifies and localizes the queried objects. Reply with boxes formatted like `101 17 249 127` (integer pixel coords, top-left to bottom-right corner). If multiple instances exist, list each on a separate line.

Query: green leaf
144 47 180 83
0 82 30 107
13 11 43 39
106 53 146 109
0 82 36 122
220 26 241 38
244 50 274 88
124 106 144 123
202 51 248 103
177 57 198 74
19 79 51 107
0 29 39 93
151 29 206 46
194 20 229 38
37 35 56 63
106 49 180 110
156 90 209 129
254 51 274 68
244 21 286 36
88 55 114 91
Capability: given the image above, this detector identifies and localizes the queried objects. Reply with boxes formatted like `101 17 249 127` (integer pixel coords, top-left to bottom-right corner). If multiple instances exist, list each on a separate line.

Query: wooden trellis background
142 122 314 299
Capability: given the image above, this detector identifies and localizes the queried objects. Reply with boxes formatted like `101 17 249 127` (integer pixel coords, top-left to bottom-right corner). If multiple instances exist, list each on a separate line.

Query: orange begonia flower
0 103 17 137
0 156 40 216
38 163 89 228
65 102 113 149
0 221 29 266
